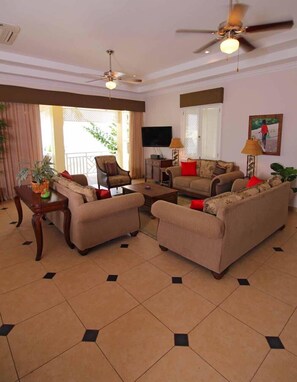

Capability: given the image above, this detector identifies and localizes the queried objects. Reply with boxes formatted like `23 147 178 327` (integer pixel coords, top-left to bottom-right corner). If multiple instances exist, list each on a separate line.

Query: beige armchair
95 155 132 190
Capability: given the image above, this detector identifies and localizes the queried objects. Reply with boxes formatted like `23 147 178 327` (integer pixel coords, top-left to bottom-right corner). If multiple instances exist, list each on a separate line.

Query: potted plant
270 162 297 192
17 155 57 196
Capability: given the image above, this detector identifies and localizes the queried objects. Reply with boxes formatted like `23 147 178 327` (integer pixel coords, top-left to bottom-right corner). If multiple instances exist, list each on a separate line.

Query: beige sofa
151 179 291 278
47 174 144 255
166 159 244 197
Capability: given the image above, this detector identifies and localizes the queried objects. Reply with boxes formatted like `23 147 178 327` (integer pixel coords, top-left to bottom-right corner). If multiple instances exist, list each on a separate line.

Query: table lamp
169 138 184 166
241 139 263 178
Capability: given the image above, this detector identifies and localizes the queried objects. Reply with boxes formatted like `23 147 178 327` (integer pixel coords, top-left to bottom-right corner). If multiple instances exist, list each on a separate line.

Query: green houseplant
17 155 57 195
270 162 297 192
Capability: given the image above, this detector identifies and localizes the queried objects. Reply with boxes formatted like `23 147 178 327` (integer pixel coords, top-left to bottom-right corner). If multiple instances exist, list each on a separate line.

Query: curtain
0 103 42 201
129 111 144 179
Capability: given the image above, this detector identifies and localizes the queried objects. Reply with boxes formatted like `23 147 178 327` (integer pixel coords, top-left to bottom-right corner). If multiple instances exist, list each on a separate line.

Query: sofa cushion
173 176 198 189
246 176 263 188
217 160 234 173
212 163 227 178
190 199 204 210
200 160 216 179
236 186 259 199
203 192 242 215
190 178 211 194
53 176 97 202
181 161 197 176
105 161 118 176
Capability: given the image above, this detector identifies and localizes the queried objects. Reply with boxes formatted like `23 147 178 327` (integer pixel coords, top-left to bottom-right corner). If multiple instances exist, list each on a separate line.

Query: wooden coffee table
122 183 178 211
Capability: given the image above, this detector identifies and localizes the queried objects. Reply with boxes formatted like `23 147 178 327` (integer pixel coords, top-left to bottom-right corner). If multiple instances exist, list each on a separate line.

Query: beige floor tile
54 260 107 299
266 252 297 277
1 230 28 251
20 342 121 382
228 254 262 279
251 350 297 382
90 244 146 274
282 234 297 256
144 284 215 332
138 347 227 382
128 232 162 260
0 279 65 324
118 262 171 302
150 250 197 276
69 282 138 328
0 337 18 382
8 302 84 378
246 241 275 264
0 260 45 294
0 245 35 270
190 308 269 382
183 267 238 305
220 286 294 336
99 305 172 382
280 310 297 356
40 247 87 273
249 265 297 307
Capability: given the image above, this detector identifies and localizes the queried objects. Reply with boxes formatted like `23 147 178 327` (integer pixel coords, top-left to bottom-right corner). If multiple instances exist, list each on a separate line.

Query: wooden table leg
63 208 74 249
32 213 43 261
14 195 23 227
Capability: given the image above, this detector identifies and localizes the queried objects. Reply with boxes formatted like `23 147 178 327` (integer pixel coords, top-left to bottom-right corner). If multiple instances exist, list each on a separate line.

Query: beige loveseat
151 178 291 278
166 159 244 198
47 174 144 255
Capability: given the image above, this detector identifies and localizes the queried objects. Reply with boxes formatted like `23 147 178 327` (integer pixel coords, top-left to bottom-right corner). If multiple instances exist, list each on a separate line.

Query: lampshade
106 80 116 90
169 137 184 149
241 139 263 156
220 37 239 54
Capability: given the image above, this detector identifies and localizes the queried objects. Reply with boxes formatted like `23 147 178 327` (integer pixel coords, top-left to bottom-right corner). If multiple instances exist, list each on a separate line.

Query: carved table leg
63 208 74 249
32 213 43 261
14 195 23 227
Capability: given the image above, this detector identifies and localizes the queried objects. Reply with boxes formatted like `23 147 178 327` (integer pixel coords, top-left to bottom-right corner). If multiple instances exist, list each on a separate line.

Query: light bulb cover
220 37 239 54
106 80 116 90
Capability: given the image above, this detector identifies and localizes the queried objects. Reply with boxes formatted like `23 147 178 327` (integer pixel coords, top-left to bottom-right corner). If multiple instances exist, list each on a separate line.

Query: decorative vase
31 180 50 194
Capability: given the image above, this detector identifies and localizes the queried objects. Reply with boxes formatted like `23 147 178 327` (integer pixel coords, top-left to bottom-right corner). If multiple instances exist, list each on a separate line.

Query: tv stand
145 158 173 183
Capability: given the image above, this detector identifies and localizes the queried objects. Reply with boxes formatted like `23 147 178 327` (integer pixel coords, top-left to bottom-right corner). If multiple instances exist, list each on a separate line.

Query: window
181 104 222 159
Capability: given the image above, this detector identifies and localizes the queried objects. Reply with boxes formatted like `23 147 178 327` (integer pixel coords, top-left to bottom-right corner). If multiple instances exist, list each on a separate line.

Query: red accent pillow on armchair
181 161 197 176
190 199 204 211
60 170 73 180
246 176 263 188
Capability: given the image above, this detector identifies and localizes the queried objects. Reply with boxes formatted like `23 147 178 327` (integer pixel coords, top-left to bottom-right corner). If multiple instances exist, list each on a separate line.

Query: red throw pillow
181 161 197 176
95 189 112 200
60 170 73 180
246 176 263 188
190 199 204 211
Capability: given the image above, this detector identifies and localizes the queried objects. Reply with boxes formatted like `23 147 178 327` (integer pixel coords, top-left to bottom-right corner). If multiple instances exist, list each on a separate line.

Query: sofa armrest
71 174 88 186
76 192 144 223
231 178 249 192
210 170 245 196
166 166 181 187
151 200 224 239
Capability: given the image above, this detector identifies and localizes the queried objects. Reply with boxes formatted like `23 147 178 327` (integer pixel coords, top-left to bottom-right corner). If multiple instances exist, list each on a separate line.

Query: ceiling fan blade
86 76 106 83
176 29 216 34
118 74 142 83
237 36 256 52
193 39 219 54
228 3 248 26
245 20 294 33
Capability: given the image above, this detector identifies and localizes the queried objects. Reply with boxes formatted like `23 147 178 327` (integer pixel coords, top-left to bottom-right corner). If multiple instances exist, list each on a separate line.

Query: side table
14 185 74 261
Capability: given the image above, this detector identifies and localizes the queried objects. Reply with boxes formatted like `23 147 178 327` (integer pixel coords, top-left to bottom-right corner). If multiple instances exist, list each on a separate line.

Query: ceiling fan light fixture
106 80 116 90
220 37 239 54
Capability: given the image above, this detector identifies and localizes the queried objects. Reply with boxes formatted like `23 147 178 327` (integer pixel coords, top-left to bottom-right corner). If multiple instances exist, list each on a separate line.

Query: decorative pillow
267 175 283 187
187 158 201 176
181 161 197 176
60 170 73 180
212 163 227 179
256 182 271 192
95 189 112 200
246 176 264 188
190 199 204 211
199 160 216 179
203 192 241 215
217 160 234 173
105 162 118 176
236 187 259 199
54 176 97 202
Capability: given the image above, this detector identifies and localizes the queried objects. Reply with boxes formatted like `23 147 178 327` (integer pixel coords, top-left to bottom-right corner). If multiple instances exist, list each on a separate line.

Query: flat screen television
141 126 172 147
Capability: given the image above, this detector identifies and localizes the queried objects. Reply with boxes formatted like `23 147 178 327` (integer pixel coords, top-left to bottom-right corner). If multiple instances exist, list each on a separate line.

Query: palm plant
270 162 297 192
17 156 57 185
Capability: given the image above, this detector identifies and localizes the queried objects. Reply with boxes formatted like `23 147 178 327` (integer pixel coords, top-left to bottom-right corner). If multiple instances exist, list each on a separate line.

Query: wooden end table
14 185 74 261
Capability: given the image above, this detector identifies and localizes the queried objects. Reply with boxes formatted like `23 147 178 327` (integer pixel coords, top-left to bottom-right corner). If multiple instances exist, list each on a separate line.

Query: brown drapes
129 112 144 179
0 103 42 200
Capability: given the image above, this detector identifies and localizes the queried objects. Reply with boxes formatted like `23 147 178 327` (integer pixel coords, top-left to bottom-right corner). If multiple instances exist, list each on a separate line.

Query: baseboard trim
289 206 297 213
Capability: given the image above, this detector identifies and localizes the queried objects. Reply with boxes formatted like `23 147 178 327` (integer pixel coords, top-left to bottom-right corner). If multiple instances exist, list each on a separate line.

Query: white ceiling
1 0 297 97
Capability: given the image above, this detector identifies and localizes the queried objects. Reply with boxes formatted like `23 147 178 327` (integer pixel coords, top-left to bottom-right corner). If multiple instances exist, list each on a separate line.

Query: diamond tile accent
238 278 250 286
174 333 189 346
0 324 15 336
48 222 54 226
22 241 33 246
107 274 118 282
0 207 8 210
266 336 285 349
172 277 183 284
43 272 56 279
273 247 284 252
82 329 99 342
9 221 17 225
121 244 129 248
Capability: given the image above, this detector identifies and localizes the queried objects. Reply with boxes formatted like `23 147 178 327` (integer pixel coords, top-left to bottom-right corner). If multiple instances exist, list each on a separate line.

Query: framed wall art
248 114 283 155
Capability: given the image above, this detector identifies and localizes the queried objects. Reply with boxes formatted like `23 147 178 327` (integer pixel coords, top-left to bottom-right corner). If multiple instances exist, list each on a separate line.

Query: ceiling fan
176 0 294 54
87 49 142 90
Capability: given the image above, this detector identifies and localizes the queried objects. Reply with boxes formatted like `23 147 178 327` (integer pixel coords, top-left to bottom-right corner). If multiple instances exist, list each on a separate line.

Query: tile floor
0 200 297 381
